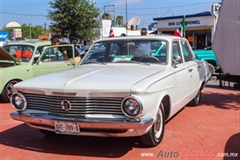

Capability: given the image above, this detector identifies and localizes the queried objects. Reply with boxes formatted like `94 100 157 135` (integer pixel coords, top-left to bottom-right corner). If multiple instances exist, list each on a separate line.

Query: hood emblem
61 100 71 111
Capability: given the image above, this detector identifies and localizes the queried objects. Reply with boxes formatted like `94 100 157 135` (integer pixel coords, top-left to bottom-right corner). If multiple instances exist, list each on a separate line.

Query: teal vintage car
151 42 219 76
0 41 80 102
193 48 219 76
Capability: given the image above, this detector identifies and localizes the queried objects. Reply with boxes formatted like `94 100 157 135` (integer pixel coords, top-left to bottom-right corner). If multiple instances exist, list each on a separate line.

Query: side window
40 47 64 62
22 47 34 59
12 46 23 60
3 45 34 62
58 46 74 60
172 41 183 64
180 41 194 62
35 47 41 58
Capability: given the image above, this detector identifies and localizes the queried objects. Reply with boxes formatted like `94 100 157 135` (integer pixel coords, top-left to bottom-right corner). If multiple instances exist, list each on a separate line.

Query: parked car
193 47 219 76
79 44 106 59
10 36 211 147
79 46 90 59
0 41 80 102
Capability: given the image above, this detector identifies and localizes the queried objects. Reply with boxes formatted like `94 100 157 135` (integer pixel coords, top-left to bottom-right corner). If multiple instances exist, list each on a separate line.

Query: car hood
0 47 20 63
15 64 166 96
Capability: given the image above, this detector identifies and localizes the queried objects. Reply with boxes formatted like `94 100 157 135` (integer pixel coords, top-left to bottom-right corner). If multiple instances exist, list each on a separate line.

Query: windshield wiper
111 60 150 66
82 61 106 65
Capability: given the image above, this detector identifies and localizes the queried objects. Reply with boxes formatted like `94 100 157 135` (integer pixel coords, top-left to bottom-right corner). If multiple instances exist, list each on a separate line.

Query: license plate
54 121 80 135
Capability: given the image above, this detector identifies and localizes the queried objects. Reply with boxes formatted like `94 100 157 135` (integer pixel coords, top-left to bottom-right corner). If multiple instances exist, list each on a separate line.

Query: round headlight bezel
10 92 27 111
121 96 143 118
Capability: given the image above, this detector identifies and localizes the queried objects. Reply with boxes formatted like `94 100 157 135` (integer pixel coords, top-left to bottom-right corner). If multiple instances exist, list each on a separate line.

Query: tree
101 12 112 20
116 15 124 26
48 0 100 43
1 24 44 40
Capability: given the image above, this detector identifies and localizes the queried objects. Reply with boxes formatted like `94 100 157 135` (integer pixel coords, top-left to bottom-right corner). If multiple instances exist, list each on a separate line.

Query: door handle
188 68 193 72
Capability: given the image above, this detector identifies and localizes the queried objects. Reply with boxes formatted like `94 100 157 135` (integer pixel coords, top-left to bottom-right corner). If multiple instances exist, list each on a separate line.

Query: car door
171 40 193 110
179 40 200 94
32 45 77 77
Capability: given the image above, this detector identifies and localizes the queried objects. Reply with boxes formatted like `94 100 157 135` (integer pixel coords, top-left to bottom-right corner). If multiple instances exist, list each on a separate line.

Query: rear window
3 45 35 62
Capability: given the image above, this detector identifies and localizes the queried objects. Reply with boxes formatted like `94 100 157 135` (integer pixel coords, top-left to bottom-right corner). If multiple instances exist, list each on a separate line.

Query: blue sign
0 32 9 41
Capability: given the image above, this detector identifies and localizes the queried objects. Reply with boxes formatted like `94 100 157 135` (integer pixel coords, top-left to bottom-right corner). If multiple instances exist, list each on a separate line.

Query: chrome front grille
25 94 124 116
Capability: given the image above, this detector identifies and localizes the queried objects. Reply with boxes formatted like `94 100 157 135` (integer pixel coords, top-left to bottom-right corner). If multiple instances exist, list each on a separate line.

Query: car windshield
82 39 168 65
3 45 35 62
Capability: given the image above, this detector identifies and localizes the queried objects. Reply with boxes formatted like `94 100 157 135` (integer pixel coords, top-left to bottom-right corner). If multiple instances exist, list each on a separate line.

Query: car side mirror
173 55 181 63
172 55 181 68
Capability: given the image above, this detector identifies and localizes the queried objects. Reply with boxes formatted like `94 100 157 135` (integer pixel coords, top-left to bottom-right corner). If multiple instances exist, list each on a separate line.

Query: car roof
97 35 184 42
4 40 51 46
2 41 51 62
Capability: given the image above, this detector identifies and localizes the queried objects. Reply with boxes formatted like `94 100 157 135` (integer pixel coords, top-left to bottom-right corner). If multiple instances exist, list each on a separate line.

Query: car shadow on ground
0 98 5 103
200 90 240 110
0 123 149 158
185 87 240 110
224 132 240 160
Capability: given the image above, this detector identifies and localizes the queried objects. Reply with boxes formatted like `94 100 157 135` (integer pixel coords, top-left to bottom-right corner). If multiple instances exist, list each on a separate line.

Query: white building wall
100 19 144 38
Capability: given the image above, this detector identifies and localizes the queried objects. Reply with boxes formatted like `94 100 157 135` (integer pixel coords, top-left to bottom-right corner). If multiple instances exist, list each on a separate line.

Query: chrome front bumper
10 112 154 137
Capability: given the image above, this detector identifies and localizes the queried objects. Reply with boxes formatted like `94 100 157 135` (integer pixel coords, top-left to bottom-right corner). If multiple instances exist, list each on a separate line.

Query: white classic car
10 36 211 147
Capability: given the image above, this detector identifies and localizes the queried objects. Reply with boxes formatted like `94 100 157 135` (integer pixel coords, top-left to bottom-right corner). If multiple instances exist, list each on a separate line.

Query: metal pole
13 28 16 42
114 5 116 27
126 0 128 35
29 23 32 40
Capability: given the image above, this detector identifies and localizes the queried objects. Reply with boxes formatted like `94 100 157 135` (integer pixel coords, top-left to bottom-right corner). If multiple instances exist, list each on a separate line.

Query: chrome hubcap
154 107 163 139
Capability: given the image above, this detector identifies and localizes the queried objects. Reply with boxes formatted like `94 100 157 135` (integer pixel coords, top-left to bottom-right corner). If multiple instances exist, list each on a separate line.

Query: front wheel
141 103 165 147
1 80 19 103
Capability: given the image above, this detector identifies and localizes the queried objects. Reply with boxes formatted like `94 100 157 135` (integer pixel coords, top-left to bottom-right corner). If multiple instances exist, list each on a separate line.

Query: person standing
140 28 148 36
50 34 80 62
50 34 68 60
137 28 151 55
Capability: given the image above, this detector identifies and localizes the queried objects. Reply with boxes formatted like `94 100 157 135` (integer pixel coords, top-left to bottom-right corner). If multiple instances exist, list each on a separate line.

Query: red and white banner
109 27 114 38
173 16 186 38
173 27 183 38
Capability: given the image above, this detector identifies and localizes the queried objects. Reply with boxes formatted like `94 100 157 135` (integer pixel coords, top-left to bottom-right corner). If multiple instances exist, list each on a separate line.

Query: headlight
121 96 143 118
11 92 27 111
